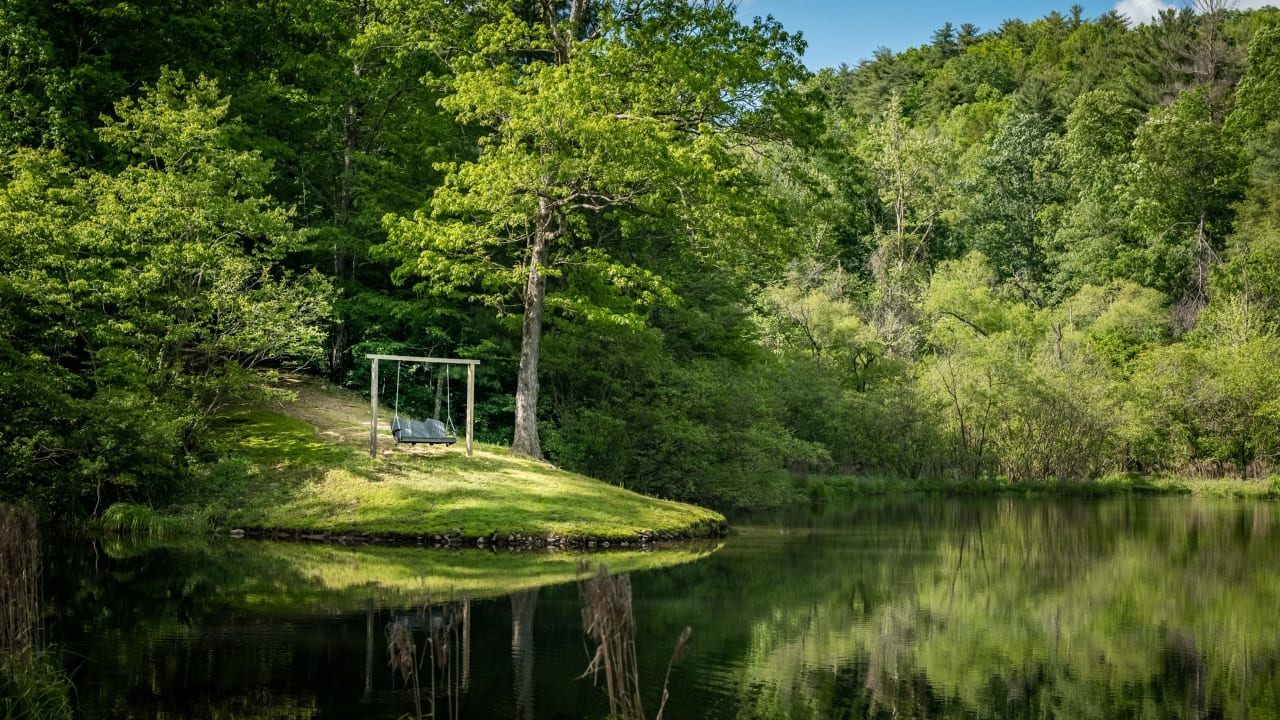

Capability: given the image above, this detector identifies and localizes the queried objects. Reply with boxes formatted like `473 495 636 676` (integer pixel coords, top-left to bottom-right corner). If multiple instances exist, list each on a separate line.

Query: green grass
216 409 350 467
225 445 725 541
0 653 74 720
134 379 725 543
100 502 200 536
1113 473 1280 498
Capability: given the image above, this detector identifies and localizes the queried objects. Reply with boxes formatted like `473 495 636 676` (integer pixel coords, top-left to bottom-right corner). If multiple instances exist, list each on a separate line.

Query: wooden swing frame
368 354 480 459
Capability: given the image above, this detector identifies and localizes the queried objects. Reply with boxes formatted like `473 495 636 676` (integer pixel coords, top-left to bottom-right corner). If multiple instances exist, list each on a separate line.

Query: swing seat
390 417 456 446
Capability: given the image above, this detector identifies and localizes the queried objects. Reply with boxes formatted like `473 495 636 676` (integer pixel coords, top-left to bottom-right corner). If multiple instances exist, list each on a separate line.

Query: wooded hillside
3 0 1279 514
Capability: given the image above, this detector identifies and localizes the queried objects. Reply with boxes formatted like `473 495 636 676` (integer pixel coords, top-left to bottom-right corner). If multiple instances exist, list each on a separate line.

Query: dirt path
270 376 371 445
269 375 473 459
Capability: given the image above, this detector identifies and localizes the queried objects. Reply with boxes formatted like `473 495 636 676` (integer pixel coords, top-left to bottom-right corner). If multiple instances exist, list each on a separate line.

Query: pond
40 496 1280 719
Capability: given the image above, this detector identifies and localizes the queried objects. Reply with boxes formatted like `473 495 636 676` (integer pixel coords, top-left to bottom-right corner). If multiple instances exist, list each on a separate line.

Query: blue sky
735 0 1275 70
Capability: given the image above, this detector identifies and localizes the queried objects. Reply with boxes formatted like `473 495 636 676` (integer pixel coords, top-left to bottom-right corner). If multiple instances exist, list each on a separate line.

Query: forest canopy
2 0 1279 515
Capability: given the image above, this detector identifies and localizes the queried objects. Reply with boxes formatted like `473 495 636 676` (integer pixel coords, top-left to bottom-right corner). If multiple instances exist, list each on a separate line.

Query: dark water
42 496 1280 719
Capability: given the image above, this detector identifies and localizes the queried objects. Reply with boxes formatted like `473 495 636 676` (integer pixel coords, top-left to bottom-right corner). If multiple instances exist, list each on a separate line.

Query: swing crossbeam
368 355 479 459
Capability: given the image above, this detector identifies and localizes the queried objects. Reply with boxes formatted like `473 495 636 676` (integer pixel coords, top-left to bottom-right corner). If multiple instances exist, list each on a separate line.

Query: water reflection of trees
37 499 1280 718
714 498 1280 719
510 589 538 720
42 534 717 719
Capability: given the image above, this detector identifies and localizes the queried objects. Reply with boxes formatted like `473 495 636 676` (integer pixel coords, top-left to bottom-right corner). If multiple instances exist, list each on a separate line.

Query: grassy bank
109 377 724 545
798 472 1280 501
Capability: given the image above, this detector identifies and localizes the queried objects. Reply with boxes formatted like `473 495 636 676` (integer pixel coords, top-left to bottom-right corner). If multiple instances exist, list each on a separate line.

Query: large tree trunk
511 198 554 460
328 9 364 382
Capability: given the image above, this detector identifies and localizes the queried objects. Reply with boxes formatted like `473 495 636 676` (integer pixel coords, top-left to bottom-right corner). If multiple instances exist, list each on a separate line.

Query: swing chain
390 358 456 437
394 361 402 420
445 364 456 436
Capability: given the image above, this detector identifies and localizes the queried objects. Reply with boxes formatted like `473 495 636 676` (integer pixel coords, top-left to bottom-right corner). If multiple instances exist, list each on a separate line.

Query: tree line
2 0 1279 515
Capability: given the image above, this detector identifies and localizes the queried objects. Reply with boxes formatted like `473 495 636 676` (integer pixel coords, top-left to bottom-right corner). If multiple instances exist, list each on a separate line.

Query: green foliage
382 0 810 459
542 323 818 509
0 71 330 516
1126 333 1280 477
1065 281 1172 371
99 503 197 537
960 111 1063 284
6 0 1280 515
1123 88 1245 300
0 652 74 720
917 254 1129 482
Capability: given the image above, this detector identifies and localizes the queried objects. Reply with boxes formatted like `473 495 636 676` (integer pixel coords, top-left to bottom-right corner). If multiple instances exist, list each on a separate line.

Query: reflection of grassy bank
238 539 722 610
109 378 724 544
799 471 1280 501
101 536 721 613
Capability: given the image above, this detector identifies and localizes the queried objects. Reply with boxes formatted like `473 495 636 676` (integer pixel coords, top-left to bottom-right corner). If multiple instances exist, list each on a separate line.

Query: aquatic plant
578 564 691 720
0 503 73 720
0 504 38 656
386 616 423 720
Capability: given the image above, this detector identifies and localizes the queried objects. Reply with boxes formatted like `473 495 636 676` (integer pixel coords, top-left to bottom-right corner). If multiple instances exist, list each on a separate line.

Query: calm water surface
43 496 1280 718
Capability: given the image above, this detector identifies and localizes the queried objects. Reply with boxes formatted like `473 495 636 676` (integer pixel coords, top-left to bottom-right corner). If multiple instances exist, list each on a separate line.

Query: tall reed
578 564 691 720
0 503 40 657
386 616 423 720
0 503 73 720
386 598 470 720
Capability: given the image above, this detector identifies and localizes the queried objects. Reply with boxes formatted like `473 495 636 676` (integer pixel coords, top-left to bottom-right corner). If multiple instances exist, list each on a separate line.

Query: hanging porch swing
367 354 480 459
389 360 457 446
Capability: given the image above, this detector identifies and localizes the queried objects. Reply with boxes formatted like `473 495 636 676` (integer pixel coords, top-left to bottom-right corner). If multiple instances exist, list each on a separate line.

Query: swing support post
466 364 475 457
367 354 480 459
370 358 380 458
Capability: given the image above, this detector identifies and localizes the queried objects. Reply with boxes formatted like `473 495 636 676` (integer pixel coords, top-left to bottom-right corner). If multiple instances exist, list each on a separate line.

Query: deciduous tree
388 0 806 459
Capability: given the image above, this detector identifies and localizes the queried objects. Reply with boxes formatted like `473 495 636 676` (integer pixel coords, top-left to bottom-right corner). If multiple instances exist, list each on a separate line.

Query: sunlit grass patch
212 409 349 467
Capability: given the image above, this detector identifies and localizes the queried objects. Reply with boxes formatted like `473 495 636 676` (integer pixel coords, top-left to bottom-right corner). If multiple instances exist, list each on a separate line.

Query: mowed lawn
215 378 725 542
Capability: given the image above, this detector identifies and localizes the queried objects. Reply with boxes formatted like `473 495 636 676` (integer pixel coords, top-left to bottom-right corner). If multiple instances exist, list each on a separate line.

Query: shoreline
225 519 728 550
799 473 1280 501
99 378 1275 546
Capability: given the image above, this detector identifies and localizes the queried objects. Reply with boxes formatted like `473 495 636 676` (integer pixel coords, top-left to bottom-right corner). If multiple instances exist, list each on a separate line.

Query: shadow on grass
215 410 350 467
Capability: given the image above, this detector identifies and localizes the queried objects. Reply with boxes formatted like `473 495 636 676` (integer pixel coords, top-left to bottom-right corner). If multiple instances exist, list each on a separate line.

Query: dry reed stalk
578 563 693 720
386 616 423 720
653 625 691 720
423 600 466 720
578 564 645 720
0 503 40 658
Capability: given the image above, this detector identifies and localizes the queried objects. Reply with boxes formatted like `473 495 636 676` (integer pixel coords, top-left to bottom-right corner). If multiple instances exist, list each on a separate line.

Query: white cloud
1114 0 1279 24
1113 0 1176 24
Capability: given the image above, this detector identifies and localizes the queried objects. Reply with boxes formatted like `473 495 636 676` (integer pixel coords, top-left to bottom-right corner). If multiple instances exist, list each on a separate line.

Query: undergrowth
0 652 74 720
796 471 1280 501
99 502 214 537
